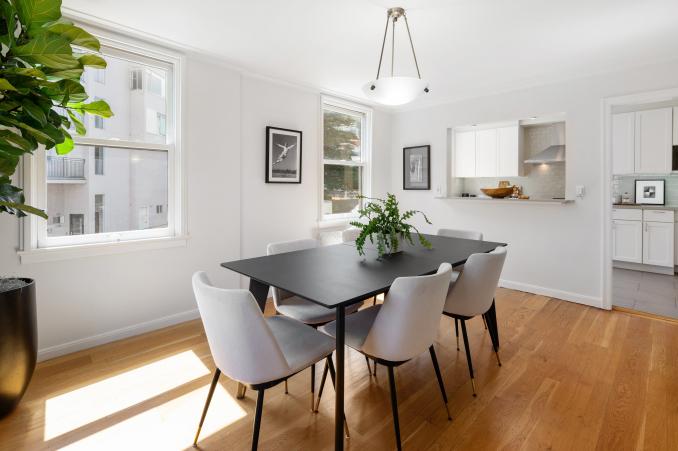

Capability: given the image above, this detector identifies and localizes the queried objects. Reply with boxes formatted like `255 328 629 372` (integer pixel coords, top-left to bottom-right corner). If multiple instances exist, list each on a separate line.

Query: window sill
18 235 189 264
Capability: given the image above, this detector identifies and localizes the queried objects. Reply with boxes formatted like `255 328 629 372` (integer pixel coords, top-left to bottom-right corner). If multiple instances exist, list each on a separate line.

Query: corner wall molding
499 279 603 309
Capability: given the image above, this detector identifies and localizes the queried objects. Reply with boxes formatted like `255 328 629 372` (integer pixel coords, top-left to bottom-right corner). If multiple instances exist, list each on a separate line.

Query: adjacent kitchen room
610 92 678 319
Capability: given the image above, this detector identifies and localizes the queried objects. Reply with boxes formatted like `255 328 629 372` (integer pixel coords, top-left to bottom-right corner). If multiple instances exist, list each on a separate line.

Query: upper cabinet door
497 125 521 177
454 130 476 177
611 112 635 175
475 128 498 177
634 107 673 174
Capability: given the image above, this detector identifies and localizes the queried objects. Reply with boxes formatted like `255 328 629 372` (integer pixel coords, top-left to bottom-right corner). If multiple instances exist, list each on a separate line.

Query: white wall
390 59 678 306
0 58 392 360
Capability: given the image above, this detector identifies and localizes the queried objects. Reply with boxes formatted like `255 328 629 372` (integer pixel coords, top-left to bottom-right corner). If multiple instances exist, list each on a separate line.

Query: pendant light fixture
364 7 429 106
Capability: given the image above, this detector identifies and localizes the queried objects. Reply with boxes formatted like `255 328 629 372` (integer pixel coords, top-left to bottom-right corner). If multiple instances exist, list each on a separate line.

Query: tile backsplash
613 174 678 205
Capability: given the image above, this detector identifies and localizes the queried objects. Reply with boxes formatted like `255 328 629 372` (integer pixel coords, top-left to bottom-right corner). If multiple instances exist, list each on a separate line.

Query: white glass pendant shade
363 77 428 106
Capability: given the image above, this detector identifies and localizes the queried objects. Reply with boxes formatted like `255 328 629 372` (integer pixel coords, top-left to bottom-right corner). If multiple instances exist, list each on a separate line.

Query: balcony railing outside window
47 156 86 180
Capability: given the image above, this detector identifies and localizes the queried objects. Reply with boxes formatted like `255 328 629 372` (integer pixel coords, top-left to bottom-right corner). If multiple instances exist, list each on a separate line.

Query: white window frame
319 96 372 223
19 22 186 262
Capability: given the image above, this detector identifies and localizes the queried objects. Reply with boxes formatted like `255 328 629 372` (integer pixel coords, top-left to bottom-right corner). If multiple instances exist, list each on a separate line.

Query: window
94 146 104 175
94 194 105 233
28 33 182 251
148 71 165 97
130 69 143 90
94 69 105 84
321 98 372 220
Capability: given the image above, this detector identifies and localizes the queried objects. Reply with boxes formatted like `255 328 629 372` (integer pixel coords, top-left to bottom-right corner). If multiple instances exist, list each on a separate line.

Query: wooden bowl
480 187 514 198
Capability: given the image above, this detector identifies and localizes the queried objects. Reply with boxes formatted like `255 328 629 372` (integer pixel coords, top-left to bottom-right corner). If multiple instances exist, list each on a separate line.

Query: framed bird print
403 145 430 190
266 126 302 183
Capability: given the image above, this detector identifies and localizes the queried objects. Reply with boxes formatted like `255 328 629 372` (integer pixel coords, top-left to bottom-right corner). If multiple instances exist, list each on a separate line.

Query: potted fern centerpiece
350 193 432 259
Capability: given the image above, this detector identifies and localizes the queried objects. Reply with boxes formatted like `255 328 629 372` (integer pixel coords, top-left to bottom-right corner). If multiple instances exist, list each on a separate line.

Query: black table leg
248 279 270 312
335 305 345 450
487 299 500 349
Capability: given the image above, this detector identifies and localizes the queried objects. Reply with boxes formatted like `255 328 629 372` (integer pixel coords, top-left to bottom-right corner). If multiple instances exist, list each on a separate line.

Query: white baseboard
37 308 200 362
499 279 603 309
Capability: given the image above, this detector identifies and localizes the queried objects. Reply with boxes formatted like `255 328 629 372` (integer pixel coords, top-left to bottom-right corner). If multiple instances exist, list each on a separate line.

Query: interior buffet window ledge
17 235 190 264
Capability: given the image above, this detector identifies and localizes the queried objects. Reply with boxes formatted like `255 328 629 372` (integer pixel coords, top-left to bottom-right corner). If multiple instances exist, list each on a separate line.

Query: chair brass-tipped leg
454 318 460 351
365 355 372 375
236 382 247 399
310 363 315 411
373 360 377 377
314 362 329 412
326 356 350 438
194 369 221 446
495 350 502 367
471 378 477 397
284 379 288 394
482 315 488 330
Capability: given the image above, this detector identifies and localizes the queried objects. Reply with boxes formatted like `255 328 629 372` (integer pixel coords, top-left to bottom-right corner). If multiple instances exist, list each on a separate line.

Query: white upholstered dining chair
191 271 340 450
443 247 506 396
317 263 453 451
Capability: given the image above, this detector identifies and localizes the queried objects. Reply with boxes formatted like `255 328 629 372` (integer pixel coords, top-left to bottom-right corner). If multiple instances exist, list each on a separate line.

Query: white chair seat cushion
319 305 381 353
266 316 336 377
276 296 360 325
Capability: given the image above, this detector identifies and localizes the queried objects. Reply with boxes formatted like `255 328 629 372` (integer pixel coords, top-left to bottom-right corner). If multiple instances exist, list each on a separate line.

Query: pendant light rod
403 15 421 79
375 13 390 80
391 14 396 76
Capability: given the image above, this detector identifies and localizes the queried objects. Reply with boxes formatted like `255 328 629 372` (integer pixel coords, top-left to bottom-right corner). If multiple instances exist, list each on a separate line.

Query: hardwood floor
1 288 677 450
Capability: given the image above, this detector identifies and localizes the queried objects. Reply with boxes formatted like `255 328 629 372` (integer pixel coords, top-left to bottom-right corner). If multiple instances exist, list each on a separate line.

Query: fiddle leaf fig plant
0 0 113 218
350 193 432 258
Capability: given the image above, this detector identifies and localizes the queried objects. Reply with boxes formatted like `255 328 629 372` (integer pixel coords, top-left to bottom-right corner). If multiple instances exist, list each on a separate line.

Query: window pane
81 53 169 145
323 164 362 215
323 110 361 162
46 146 168 237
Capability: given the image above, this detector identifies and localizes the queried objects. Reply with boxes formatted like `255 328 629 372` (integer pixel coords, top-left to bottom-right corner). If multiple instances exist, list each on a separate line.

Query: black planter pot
0 278 37 418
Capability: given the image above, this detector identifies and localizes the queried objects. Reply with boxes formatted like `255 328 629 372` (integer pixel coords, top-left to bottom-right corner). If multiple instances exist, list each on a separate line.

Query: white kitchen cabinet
612 219 643 263
634 107 673 174
454 130 476 177
475 129 498 177
497 125 522 177
643 221 674 267
611 112 635 175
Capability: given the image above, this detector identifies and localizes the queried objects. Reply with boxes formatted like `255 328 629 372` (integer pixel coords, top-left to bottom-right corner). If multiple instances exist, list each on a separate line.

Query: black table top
221 234 506 309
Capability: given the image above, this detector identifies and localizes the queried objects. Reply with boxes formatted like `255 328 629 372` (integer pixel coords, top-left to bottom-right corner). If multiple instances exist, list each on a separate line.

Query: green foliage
323 111 360 161
350 193 432 258
0 0 113 218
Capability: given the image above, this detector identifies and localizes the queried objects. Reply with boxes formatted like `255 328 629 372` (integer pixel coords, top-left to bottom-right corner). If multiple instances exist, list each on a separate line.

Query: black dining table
221 233 506 450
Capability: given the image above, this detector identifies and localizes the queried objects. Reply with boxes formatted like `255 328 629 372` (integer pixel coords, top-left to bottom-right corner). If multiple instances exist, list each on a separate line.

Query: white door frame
601 87 678 309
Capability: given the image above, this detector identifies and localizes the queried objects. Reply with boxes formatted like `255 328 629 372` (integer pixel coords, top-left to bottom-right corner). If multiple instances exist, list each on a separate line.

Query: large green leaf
45 22 99 51
67 109 85 135
55 134 72 154
0 148 19 175
69 99 113 118
20 99 48 125
0 1 18 48
41 78 87 103
0 200 47 218
13 33 80 69
0 78 17 90
1 67 47 79
78 53 107 69
15 0 62 32
44 67 83 81
0 129 36 152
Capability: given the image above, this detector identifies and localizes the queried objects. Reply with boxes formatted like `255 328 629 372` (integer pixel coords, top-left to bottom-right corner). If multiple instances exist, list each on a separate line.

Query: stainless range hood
524 144 566 164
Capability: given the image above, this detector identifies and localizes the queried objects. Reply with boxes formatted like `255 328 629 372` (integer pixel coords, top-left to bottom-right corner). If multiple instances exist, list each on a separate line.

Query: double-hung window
25 30 183 254
321 97 372 221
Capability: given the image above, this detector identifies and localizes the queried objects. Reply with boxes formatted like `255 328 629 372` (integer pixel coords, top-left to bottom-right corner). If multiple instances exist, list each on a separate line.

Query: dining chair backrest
437 228 484 241
444 247 506 317
362 263 452 362
341 227 360 243
192 271 291 385
267 239 319 305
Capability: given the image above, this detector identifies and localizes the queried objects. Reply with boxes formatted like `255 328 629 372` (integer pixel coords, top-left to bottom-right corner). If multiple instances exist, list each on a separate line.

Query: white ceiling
64 0 678 109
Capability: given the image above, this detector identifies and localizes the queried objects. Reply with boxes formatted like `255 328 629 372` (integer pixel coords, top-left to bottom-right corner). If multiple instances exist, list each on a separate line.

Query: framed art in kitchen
266 126 302 183
403 145 430 190
635 179 665 205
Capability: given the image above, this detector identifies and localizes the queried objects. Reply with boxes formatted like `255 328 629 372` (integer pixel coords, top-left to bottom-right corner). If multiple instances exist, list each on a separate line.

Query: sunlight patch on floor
57 383 246 450
44 350 210 440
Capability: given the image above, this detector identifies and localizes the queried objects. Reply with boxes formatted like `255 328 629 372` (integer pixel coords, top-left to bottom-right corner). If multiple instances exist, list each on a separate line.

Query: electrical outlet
576 185 585 198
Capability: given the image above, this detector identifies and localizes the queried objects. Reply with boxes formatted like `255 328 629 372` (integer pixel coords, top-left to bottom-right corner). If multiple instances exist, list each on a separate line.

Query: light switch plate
576 185 585 198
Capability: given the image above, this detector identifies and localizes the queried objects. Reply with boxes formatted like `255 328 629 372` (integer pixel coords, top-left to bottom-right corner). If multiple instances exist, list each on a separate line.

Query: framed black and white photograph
266 126 302 183
635 179 665 205
403 145 430 190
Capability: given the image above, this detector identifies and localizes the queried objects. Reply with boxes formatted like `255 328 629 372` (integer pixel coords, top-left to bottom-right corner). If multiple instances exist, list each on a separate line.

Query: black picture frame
265 126 302 183
635 179 665 205
403 145 431 190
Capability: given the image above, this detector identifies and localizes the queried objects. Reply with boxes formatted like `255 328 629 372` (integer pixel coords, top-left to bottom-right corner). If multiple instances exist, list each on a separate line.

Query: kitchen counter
612 204 678 210
445 196 574 205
